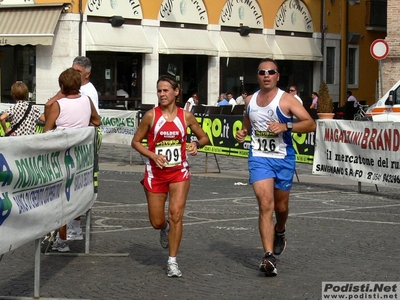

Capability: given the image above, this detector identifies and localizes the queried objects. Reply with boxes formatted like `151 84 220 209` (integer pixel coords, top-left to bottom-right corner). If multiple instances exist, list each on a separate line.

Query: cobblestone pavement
1 144 400 300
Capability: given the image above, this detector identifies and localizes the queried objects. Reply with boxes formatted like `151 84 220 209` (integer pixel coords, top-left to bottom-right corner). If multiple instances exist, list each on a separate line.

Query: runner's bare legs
145 179 190 257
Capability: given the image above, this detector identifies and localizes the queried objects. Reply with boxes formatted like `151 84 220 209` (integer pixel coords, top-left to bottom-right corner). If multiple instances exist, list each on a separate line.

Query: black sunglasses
258 69 278 76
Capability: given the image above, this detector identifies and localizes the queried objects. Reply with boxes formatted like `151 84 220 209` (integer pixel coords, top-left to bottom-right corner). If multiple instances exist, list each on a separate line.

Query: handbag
5 103 32 136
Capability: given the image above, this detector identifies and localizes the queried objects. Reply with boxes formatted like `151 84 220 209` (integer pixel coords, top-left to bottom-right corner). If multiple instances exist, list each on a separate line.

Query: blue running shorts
248 156 296 191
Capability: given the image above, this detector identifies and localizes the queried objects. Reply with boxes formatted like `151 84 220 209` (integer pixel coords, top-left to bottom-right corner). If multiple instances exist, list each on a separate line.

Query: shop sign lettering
0 38 9 45
275 0 313 31
87 0 101 12
87 0 141 16
159 0 207 21
220 0 262 26
160 0 174 18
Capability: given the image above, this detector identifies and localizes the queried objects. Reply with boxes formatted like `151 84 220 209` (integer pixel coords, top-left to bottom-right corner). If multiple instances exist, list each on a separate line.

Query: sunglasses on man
257 69 278 76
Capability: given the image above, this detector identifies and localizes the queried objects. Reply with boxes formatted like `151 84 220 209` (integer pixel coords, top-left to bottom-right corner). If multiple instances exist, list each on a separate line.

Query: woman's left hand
187 142 198 156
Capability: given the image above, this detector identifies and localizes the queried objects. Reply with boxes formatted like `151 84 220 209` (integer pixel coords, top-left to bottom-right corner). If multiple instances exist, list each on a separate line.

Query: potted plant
317 81 334 119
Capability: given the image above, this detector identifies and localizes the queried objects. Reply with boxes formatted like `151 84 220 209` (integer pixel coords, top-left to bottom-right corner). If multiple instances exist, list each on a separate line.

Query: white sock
72 219 81 228
168 256 176 263
164 221 170 232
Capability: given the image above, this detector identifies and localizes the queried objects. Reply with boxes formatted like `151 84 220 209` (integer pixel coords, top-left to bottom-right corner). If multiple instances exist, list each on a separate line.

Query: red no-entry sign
370 39 390 60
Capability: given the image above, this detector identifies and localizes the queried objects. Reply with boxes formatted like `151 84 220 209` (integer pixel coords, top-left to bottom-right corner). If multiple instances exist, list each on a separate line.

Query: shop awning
220 32 273 59
273 35 323 61
159 27 218 56
85 23 153 53
0 5 63 46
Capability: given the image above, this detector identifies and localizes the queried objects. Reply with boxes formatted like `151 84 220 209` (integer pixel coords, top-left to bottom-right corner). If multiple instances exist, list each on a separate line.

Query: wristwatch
195 141 201 149
286 122 293 132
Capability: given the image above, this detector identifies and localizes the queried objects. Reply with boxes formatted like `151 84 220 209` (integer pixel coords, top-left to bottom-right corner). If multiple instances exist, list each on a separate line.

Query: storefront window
219 58 313 106
87 52 142 109
159 54 208 107
0 46 36 103
220 57 260 101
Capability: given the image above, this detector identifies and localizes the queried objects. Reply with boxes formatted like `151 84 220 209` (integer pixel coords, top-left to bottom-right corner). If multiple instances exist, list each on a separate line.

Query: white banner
99 109 139 145
312 120 400 187
1 105 139 145
0 127 97 255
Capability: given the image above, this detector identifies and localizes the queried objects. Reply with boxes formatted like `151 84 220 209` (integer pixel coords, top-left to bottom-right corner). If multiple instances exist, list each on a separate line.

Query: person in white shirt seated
226 92 236 108
117 83 129 98
346 91 358 108
236 90 247 105
184 92 199 111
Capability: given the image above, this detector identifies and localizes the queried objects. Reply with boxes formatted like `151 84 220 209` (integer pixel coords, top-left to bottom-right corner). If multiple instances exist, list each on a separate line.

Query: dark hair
347 91 353 96
72 56 92 72
59 68 81 96
258 58 279 73
157 75 180 91
11 81 29 100
312 92 318 97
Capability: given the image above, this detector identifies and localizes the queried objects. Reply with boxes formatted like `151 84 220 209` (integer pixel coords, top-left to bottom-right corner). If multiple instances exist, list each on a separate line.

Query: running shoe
273 228 286 255
259 252 277 276
52 238 70 252
160 220 169 249
167 262 182 278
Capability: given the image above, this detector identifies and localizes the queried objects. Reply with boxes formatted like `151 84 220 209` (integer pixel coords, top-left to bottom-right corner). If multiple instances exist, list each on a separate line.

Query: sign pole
370 39 390 100
379 60 383 99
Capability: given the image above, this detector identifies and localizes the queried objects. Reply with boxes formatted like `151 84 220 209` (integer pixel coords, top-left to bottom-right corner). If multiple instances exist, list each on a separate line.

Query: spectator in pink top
43 68 101 252
310 92 318 110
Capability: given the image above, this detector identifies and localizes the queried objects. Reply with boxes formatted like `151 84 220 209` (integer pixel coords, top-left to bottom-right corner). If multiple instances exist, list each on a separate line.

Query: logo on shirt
160 131 179 139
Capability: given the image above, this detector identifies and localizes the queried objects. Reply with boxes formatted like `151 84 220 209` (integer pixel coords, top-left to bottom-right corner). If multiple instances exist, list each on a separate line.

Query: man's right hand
235 129 248 143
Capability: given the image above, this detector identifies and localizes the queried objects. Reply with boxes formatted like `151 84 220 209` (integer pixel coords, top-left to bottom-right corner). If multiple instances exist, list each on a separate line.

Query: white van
365 80 400 121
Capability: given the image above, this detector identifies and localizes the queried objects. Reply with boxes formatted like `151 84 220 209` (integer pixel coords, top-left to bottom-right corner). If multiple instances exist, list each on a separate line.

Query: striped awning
85 22 153 53
219 31 274 59
273 35 323 61
0 5 63 46
159 27 218 56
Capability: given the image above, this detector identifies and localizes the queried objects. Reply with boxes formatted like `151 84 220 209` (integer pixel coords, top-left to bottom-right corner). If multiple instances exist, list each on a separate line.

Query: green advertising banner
186 115 315 164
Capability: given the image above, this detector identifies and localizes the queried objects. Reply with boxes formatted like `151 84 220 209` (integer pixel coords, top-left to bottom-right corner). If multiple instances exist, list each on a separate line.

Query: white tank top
248 89 294 159
56 95 92 129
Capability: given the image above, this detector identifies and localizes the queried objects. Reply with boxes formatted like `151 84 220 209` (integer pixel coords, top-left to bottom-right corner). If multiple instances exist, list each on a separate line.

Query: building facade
382 0 398 95
0 0 387 109
343 0 387 104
